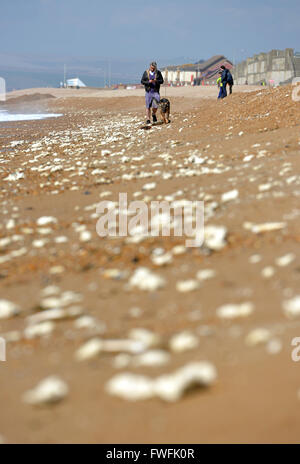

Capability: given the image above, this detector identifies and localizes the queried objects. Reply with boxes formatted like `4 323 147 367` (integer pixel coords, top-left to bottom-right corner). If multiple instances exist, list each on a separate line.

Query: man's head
220 65 226 70
150 61 157 72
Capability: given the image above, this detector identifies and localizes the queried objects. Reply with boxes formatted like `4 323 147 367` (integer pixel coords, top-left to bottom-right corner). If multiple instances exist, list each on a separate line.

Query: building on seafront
232 48 300 86
161 55 233 86
66 78 87 89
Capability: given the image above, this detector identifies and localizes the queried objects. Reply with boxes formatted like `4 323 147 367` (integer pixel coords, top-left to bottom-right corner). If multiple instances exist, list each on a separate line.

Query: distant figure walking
220 65 234 96
141 61 164 124
217 73 225 99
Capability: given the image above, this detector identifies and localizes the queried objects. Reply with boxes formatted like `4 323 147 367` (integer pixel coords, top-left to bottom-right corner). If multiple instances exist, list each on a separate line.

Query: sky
1 0 300 65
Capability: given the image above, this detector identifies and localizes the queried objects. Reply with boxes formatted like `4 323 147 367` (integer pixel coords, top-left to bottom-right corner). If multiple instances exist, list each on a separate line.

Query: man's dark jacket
141 69 164 93
221 69 233 85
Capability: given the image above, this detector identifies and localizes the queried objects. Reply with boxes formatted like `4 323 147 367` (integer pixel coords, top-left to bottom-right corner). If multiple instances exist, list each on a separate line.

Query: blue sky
1 0 300 64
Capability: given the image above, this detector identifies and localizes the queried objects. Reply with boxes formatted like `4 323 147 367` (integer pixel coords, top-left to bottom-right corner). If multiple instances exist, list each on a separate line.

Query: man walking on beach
220 65 234 96
220 65 228 98
141 61 164 124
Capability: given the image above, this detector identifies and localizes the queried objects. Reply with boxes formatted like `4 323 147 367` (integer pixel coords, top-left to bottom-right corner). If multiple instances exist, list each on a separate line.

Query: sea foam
0 110 62 122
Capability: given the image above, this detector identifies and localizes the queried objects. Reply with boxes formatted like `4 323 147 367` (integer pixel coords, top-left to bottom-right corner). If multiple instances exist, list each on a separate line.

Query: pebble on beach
245 328 271 346
204 225 227 251
283 296 300 318
217 302 254 320
128 267 166 291
22 376 69 406
176 280 199 293
128 328 161 349
169 331 199 353
0 300 20 319
106 361 217 402
221 189 239 203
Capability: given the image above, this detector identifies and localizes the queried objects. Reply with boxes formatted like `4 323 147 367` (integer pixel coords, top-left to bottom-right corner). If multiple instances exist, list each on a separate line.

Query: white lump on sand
128 267 165 291
75 337 147 361
176 280 199 293
169 331 199 353
221 189 239 203
283 296 300 318
106 362 217 402
22 376 69 406
0 300 20 319
217 302 254 319
204 226 227 251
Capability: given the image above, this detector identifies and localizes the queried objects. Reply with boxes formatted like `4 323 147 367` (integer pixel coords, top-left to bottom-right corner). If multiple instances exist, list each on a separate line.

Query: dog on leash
159 98 170 124
152 97 170 124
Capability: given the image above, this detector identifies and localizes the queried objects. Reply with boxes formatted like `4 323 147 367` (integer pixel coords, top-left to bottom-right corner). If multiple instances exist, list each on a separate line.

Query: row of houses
232 48 300 86
62 49 300 89
161 55 233 86
161 49 300 87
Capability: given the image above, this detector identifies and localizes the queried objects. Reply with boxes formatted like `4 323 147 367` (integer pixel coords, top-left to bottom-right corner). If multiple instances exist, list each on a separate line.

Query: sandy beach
0 84 300 444
5 84 261 100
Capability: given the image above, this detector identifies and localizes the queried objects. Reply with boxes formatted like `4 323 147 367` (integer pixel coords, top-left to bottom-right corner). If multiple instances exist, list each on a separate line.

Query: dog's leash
151 96 161 107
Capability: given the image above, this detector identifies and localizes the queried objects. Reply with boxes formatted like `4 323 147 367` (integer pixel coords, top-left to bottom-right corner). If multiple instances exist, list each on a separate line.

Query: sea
0 109 62 122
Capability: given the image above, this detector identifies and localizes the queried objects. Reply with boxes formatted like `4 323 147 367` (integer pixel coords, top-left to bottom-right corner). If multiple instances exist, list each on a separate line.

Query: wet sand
0 85 300 444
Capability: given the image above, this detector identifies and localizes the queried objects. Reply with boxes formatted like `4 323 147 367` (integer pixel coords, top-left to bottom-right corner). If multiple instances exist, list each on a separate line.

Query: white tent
66 78 87 88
